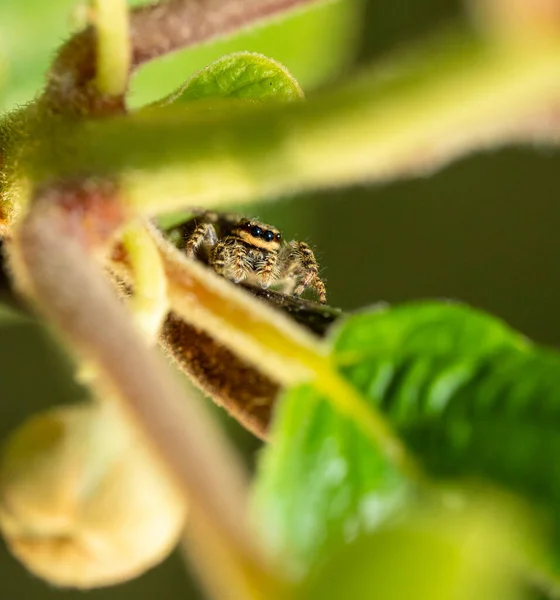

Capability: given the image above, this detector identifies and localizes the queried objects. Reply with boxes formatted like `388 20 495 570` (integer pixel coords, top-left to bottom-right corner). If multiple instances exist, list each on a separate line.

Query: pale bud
0 403 185 588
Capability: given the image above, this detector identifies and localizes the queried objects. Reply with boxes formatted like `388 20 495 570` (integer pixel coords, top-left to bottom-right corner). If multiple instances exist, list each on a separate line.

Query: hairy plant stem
29 33 560 211
128 0 324 69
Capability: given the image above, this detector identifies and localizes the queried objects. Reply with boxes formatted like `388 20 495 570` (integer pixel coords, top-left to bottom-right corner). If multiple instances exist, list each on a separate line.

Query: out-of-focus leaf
0 301 29 326
0 0 359 112
128 0 363 107
296 507 528 600
253 301 560 580
0 0 148 113
0 0 79 112
164 52 303 104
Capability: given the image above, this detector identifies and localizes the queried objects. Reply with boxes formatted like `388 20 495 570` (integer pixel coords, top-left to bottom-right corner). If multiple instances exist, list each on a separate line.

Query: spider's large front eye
250 226 263 238
263 230 274 242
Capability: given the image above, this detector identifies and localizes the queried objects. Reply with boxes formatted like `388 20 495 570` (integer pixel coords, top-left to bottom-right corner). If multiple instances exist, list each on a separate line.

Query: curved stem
121 219 169 342
7 188 277 598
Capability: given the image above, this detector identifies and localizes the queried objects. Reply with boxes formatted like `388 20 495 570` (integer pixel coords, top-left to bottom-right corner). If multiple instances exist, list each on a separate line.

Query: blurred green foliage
296 510 527 600
0 0 361 112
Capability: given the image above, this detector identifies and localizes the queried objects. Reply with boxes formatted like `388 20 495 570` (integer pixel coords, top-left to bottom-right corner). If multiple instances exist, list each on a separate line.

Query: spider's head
234 219 282 251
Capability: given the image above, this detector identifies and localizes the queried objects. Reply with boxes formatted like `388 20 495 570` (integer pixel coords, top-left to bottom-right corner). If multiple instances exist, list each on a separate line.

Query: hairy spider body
167 210 327 303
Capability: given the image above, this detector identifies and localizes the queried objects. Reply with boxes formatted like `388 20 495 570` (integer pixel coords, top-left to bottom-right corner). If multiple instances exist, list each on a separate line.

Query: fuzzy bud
0 403 185 588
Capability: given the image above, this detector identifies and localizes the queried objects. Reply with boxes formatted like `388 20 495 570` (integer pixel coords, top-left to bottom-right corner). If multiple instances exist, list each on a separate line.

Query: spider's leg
275 245 298 294
309 276 327 304
185 222 218 258
255 252 279 288
287 241 327 304
212 239 251 283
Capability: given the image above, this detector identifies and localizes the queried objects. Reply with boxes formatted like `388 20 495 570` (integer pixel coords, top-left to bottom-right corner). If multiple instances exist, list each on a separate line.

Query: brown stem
46 0 321 114
129 0 321 68
6 181 267 589
160 313 279 440
160 291 339 440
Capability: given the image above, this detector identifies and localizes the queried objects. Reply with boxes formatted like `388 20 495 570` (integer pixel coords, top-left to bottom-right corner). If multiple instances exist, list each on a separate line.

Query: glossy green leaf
164 52 303 104
333 301 529 360
333 303 560 528
253 301 560 579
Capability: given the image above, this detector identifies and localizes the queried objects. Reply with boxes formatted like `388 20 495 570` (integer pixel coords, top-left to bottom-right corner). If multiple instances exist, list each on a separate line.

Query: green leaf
333 301 529 361
253 301 560 579
296 508 527 600
253 382 410 575
128 0 362 108
163 52 303 104
0 0 358 112
333 303 560 524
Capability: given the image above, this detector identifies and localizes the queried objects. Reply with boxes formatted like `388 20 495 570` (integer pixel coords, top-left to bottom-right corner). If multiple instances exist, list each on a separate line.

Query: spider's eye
263 230 274 242
250 226 263 237
275 233 282 242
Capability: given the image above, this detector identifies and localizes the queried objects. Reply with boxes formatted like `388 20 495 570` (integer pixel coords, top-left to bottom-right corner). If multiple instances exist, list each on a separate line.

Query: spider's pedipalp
255 252 279 288
212 239 251 283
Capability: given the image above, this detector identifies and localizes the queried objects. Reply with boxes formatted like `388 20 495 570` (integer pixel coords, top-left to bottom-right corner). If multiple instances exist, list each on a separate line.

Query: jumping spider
166 210 327 303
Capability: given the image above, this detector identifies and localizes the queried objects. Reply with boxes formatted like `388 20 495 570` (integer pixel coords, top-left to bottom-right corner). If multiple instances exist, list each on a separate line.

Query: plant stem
92 0 130 97
33 33 560 209
8 190 275 598
129 0 326 69
121 219 169 341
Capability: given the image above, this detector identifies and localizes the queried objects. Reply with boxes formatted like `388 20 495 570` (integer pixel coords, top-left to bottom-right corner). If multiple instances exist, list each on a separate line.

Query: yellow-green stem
92 0 130 96
111 37 560 214
121 220 169 342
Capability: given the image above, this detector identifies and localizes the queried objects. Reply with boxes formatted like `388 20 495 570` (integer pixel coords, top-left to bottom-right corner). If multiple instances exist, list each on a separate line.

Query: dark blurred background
2 0 560 597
